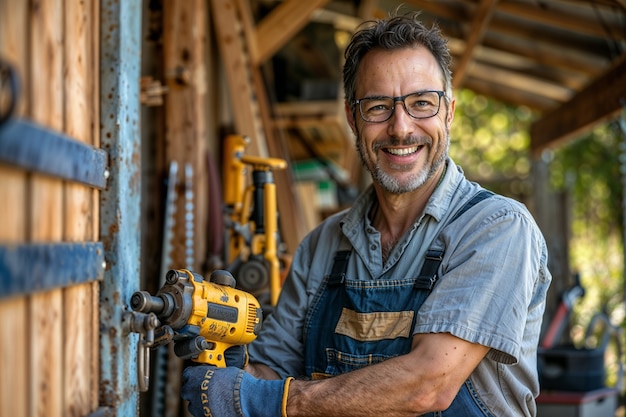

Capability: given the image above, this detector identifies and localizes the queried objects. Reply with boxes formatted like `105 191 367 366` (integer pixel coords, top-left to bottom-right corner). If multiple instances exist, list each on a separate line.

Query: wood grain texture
163 0 209 271
0 0 29 116
63 0 97 415
0 2 29 416
28 0 65 416
0 298 28 417
0 169 28 417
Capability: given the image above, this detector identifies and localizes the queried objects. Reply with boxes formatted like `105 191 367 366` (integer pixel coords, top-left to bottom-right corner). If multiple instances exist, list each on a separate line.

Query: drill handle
172 337 229 368
194 341 229 368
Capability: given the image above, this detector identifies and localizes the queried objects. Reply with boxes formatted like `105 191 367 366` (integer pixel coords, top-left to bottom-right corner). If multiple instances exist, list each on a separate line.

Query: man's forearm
285 355 438 417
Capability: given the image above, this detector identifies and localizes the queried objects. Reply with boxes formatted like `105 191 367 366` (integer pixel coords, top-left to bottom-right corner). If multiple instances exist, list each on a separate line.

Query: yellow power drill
130 269 263 367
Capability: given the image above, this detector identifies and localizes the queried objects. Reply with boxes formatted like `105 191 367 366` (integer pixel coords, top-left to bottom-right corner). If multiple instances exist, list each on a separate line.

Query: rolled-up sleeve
413 199 545 365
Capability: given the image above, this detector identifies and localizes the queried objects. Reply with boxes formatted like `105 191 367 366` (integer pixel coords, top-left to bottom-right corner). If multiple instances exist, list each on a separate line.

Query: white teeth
386 146 418 156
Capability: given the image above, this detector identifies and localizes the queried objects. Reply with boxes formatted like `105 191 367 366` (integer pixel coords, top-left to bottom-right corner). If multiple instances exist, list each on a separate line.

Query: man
182 10 551 417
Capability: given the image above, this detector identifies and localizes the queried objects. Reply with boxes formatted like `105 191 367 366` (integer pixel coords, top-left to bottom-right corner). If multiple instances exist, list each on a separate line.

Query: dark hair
343 10 452 109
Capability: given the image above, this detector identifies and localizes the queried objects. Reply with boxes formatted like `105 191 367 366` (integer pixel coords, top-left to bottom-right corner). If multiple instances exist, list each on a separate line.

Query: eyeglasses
354 90 446 123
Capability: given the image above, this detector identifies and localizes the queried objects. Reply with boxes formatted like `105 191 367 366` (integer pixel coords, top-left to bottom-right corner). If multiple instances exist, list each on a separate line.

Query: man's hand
181 366 293 417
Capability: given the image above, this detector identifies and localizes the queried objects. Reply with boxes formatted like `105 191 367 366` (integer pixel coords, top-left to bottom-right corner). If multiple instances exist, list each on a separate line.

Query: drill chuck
130 291 176 320
130 291 161 313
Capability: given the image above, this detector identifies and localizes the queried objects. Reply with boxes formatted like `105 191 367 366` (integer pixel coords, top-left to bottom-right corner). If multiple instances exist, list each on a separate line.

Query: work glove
224 345 248 369
181 365 294 417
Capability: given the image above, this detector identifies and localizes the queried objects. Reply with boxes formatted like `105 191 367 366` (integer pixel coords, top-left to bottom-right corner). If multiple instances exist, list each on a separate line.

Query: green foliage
449 89 534 199
550 123 624 234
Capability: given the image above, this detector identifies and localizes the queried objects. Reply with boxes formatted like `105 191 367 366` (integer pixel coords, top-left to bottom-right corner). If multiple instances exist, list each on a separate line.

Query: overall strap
414 190 494 290
328 236 352 286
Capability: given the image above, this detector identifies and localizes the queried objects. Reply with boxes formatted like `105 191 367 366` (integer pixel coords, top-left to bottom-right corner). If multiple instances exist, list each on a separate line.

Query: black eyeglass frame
353 90 446 123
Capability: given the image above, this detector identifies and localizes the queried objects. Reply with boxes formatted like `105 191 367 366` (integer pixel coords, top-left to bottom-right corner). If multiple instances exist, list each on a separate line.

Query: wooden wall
0 1 100 416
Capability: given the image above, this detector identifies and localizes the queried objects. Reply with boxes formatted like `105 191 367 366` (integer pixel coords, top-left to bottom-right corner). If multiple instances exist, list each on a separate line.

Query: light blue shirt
248 158 552 416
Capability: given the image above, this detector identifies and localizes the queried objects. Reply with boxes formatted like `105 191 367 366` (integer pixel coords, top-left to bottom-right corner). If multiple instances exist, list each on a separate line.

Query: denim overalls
302 191 495 417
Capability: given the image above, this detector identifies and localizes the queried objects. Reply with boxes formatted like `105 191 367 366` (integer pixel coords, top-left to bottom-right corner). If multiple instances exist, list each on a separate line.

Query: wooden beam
463 76 559 111
497 1 625 40
452 0 499 88
405 0 465 20
211 0 268 156
464 61 572 102
530 53 626 154
481 33 606 76
251 0 332 65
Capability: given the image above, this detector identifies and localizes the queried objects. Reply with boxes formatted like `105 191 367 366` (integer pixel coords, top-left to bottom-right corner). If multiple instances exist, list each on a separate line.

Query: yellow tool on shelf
222 134 287 308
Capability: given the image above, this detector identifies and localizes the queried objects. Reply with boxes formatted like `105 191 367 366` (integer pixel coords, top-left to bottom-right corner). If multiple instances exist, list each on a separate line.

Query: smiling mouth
384 145 421 156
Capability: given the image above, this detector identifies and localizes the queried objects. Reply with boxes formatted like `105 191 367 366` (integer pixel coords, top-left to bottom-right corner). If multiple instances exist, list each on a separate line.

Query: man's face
346 47 455 194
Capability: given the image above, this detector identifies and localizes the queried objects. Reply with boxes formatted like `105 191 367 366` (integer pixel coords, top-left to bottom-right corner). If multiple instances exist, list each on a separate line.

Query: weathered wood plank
29 0 64 416
0 297 28 417
0 171 27 412
63 0 96 414
0 1 29 416
64 283 92 415
29 290 63 417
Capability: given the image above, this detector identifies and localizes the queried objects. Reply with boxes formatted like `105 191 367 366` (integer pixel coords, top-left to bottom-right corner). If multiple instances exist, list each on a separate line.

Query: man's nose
387 101 415 137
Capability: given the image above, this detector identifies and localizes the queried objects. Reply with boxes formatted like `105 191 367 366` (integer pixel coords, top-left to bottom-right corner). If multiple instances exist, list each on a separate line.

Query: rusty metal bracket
124 311 159 392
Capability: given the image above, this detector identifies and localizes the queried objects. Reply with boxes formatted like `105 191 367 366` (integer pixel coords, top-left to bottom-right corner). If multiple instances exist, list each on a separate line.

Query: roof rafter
452 0 500 88
530 52 626 154
249 0 332 65
497 0 626 40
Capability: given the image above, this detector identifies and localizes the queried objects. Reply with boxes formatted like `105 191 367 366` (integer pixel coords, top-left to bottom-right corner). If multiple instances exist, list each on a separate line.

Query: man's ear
345 101 358 136
446 97 455 127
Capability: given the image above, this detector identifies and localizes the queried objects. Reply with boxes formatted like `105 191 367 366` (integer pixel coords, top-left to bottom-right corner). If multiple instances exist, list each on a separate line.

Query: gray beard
357 132 449 194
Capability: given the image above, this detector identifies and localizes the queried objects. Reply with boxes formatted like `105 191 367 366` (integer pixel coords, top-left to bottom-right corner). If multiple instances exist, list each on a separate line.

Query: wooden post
0 2 28 417
531 156 571 340
162 0 209 272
